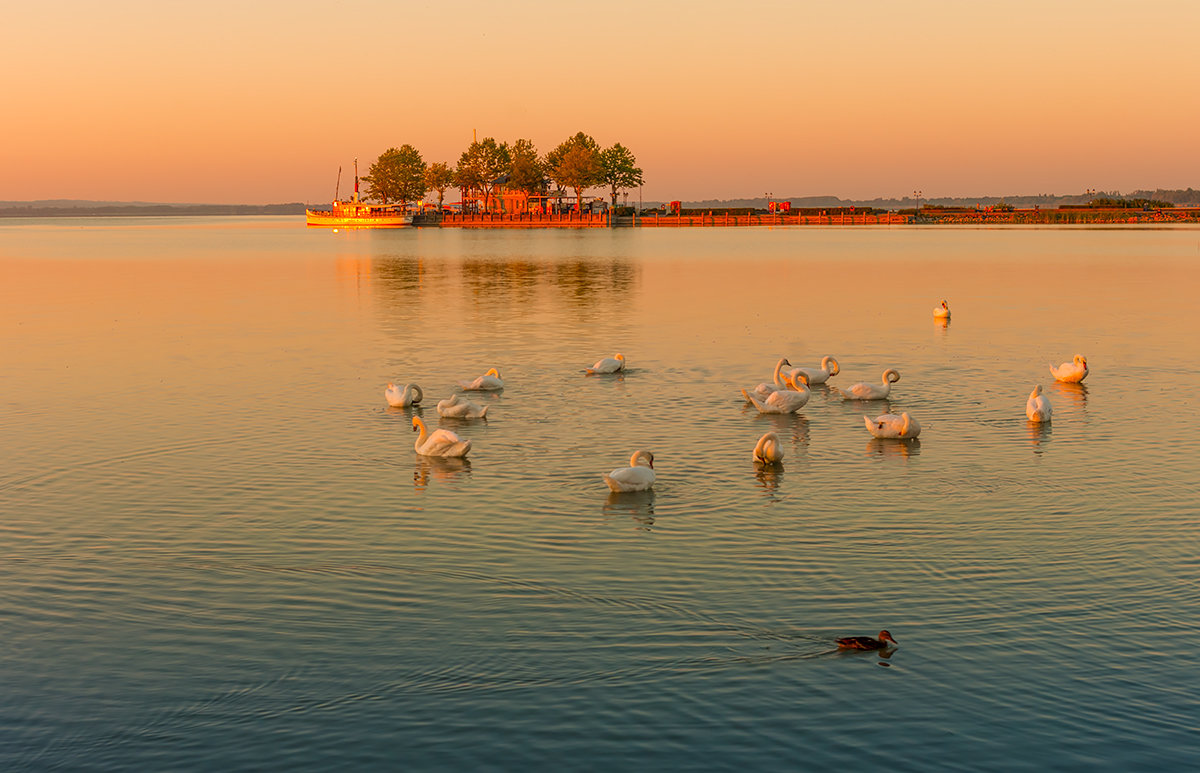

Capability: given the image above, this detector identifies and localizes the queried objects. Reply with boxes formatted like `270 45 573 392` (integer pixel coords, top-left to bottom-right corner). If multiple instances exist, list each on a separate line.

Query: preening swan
385 383 423 408
457 368 504 391
411 416 472 458
743 372 810 413
586 353 626 374
864 412 921 439
1050 355 1088 383
933 300 951 320
1026 384 1052 423
603 450 656 492
436 393 489 419
752 431 785 464
839 369 901 401
747 357 792 401
795 356 840 385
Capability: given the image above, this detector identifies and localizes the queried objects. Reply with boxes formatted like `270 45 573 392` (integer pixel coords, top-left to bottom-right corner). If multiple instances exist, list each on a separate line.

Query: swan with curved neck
743 371 810 413
385 383 423 408
1026 384 1052 423
839 369 901 401
795 356 840 385
747 357 792 401
864 412 921 439
436 393 489 419
1049 354 1088 383
933 300 951 320
457 367 504 391
603 450 656 492
411 416 472 457
586 353 626 375
752 431 784 464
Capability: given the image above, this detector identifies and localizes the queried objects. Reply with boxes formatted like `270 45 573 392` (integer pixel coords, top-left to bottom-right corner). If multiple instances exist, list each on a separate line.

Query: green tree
547 132 601 212
505 139 545 211
424 161 455 211
598 143 643 212
363 145 427 206
456 137 511 212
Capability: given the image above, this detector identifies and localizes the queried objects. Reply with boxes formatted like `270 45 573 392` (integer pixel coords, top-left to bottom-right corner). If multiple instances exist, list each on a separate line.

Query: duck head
879 630 898 645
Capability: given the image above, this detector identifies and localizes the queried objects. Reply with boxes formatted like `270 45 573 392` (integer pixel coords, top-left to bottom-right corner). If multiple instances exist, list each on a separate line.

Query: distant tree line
361 133 643 213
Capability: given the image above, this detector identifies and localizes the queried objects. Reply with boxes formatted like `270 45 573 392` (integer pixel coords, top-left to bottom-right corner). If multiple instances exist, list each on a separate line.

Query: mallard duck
836 630 898 650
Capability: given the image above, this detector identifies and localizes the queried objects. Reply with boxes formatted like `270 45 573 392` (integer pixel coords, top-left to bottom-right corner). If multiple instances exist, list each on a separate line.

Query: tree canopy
598 143 643 211
363 145 427 206
424 162 455 210
505 139 546 207
547 132 601 212
456 138 511 212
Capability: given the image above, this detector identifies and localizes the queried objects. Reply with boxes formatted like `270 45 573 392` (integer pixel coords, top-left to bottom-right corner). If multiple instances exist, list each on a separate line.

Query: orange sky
4 0 1198 204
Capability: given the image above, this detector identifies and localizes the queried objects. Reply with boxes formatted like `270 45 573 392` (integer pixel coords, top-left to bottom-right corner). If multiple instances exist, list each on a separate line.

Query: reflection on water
602 490 656 530
753 462 785 493
1051 380 1089 411
1026 420 1052 453
866 437 921 458
413 454 472 491
460 258 639 308
935 317 951 333
749 411 810 446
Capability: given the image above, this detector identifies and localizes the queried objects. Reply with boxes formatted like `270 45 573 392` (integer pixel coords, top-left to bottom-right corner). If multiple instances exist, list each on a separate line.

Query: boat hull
306 209 413 228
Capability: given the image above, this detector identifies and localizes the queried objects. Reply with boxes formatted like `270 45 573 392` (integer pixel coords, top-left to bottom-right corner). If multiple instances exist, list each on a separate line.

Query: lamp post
914 189 923 222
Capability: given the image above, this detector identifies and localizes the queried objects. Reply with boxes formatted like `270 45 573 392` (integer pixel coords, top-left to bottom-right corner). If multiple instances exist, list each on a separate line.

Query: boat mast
353 157 359 203
334 166 341 204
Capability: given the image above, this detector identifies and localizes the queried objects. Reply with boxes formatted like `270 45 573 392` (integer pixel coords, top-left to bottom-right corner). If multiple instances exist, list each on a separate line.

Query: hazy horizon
4 1 1198 204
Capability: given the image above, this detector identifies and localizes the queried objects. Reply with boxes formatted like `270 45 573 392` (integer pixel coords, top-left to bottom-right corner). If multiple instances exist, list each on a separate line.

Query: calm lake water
3 218 1199 770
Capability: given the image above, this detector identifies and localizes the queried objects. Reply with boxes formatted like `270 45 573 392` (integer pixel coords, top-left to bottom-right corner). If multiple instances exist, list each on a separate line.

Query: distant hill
678 188 1200 210
0 201 308 217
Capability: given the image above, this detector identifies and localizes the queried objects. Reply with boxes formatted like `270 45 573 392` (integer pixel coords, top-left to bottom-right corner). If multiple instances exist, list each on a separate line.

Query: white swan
752 431 784 464
603 449 656 492
1026 384 1052 423
795 356 840 385
747 357 792 401
586 353 626 374
743 372 810 413
839 369 900 401
457 368 504 391
411 416 471 458
436 393 489 419
864 412 921 439
1050 354 1088 383
385 382 423 408
933 300 951 320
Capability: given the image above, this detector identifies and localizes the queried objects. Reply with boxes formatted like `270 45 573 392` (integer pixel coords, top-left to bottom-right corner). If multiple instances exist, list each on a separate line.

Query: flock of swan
386 301 1090 493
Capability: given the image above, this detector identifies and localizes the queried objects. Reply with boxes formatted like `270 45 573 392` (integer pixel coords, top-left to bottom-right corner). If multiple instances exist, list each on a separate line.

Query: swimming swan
933 300 951 320
752 431 785 464
1026 384 1052 423
747 357 792 401
743 372 811 413
457 368 504 391
436 393 489 419
839 369 901 400
586 353 626 374
864 412 921 439
385 383 423 408
1049 355 1088 383
411 416 472 458
795 356 840 385
603 450 656 492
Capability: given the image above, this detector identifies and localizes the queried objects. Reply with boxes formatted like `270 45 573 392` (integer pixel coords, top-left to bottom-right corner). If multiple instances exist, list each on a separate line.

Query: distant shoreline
0 203 307 218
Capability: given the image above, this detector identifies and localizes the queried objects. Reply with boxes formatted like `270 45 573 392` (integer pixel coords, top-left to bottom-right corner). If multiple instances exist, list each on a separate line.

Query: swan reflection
753 412 810 446
866 437 921 458
753 462 784 493
602 490 656 530
413 455 472 491
1026 420 1052 452
1050 380 1088 410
